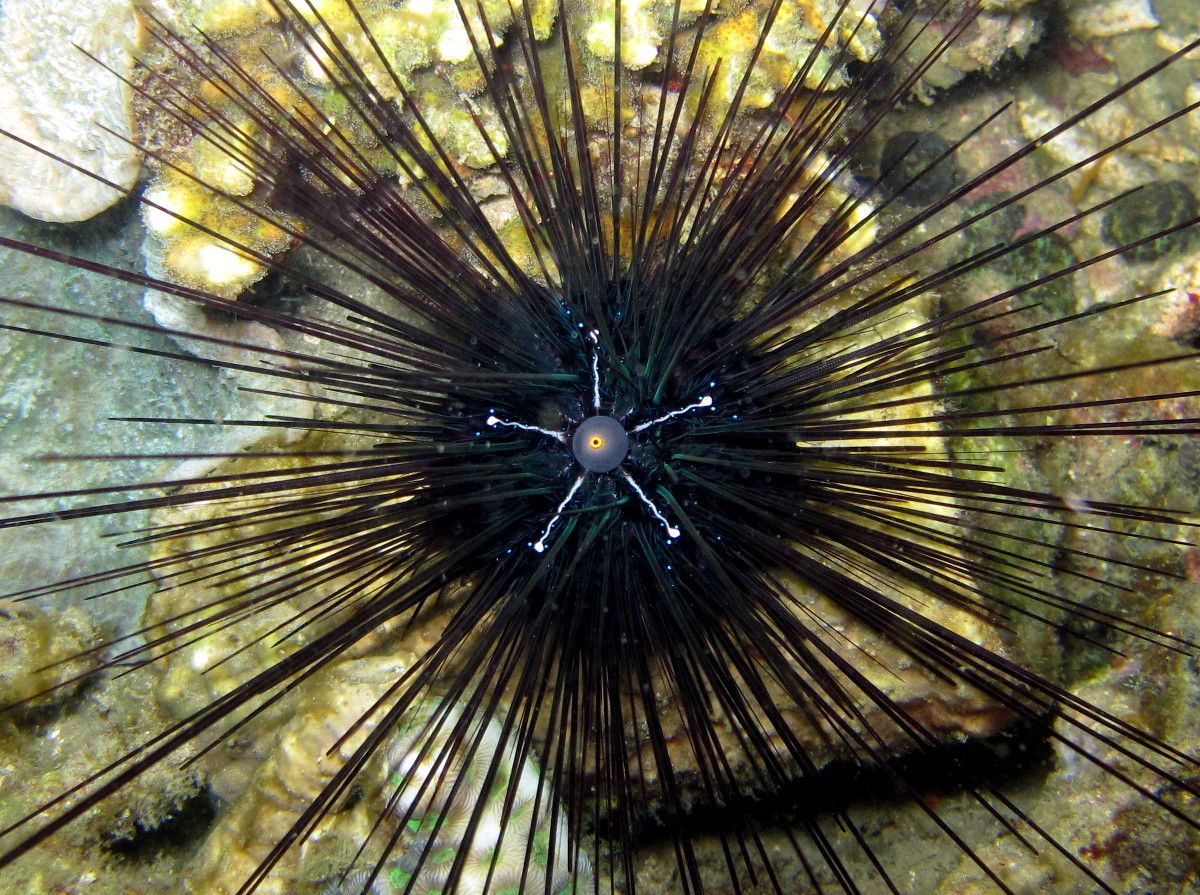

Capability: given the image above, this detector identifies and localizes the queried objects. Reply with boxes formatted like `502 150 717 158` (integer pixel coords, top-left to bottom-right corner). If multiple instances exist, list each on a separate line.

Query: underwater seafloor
1 0 1199 893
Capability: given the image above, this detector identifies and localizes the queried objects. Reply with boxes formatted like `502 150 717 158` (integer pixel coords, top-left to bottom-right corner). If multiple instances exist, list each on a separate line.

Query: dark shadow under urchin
0 1 1198 894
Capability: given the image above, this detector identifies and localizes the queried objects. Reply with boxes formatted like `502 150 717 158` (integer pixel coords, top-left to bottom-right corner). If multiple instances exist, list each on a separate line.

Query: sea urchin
1 1 1200 893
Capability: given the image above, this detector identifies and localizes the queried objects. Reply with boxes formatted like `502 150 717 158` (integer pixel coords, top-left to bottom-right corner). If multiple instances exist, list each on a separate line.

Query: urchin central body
486 329 713 552
571 415 628 472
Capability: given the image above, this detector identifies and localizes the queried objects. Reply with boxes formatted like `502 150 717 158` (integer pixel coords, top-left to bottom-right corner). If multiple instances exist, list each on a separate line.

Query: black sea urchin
1 1 1200 893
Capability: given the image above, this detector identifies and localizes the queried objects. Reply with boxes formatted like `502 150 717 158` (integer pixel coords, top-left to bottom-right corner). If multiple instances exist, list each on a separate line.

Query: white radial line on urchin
620 470 681 540
631 395 714 433
533 473 586 553
588 329 602 411
486 413 568 443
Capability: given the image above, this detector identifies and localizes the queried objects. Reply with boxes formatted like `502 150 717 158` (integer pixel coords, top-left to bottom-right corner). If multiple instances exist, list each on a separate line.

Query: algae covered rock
1102 180 1199 265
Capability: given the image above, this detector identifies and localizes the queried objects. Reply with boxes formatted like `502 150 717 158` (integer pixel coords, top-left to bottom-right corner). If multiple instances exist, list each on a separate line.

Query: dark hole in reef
102 786 217 863
340 783 364 813
15 671 105 730
239 267 290 308
597 719 1055 847
200 266 309 324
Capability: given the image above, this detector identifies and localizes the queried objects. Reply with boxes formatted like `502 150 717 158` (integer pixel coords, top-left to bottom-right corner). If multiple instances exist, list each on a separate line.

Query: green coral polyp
406 813 441 833
531 829 551 866
389 867 413 889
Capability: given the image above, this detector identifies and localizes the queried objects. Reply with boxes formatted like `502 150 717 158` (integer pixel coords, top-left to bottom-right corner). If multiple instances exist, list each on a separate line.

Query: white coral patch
438 25 474 63
194 242 263 287
143 186 198 236
0 0 142 222
1068 0 1159 39
584 0 660 69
